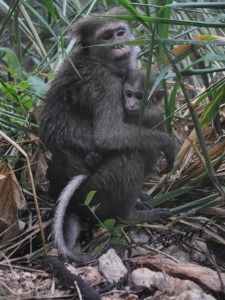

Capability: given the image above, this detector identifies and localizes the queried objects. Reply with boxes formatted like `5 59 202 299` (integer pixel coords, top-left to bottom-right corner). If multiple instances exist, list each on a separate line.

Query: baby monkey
123 69 165 129
86 69 166 170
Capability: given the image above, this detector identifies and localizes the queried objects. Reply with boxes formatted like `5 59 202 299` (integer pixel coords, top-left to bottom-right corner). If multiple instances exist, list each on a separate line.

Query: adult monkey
40 7 175 299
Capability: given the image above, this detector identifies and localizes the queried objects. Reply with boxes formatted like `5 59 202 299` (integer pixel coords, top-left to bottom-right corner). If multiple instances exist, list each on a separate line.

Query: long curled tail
53 174 89 262
41 256 101 300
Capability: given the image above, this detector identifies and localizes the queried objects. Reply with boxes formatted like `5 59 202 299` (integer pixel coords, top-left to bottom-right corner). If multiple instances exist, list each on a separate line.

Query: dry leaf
24 146 51 192
0 161 27 225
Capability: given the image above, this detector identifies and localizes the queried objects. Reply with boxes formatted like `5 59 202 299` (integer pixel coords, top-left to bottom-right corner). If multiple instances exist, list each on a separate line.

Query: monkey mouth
126 108 139 116
113 45 131 60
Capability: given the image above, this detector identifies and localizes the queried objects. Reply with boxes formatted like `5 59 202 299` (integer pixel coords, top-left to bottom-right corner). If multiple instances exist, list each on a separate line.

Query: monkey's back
39 49 124 199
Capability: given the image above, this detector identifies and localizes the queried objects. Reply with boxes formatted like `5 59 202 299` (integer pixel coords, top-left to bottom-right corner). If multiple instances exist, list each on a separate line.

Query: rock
190 240 208 263
66 265 101 285
163 245 191 261
131 267 203 296
130 231 150 257
176 289 216 300
131 268 154 286
99 249 127 283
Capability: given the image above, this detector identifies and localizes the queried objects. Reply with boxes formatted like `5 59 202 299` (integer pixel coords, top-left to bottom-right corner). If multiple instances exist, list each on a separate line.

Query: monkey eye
102 33 113 40
116 29 125 36
126 91 132 98
136 94 143 100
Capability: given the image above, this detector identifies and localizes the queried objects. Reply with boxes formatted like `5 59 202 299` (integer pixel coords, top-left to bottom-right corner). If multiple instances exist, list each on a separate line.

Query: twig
0 130 47 255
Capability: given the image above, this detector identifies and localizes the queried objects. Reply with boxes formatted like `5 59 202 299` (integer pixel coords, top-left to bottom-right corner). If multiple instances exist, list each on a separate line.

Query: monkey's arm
94 105 175 174
91 75 174 174
142 108 165 131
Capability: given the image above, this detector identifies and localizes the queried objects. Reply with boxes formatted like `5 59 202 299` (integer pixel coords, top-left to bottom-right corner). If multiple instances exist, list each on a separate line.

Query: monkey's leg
41 256 101 300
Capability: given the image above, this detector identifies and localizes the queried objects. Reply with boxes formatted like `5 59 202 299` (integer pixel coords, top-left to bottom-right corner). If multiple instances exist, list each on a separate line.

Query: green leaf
0 50 6 59
85 190 97 206
91 242 107 256
28 76 49 98
42 0 57 21
112 227 123 237
102 219 116 231
181 66 225 76
171 193 220 215
110 236 123 244
89 204 99 213
201 83 225 127
0 47 23 80
102 14 225 28
167 3 225 9
152 174 206 206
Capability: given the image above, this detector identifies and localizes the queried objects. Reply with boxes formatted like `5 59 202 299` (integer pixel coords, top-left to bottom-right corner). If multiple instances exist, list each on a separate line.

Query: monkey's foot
147 208 172 225
129 208 172 225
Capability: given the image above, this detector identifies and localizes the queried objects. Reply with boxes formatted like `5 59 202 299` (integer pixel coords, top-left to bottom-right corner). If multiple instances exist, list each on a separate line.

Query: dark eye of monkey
102 32 113 40
126 91 132 98
117 29 125 36
136 94 143 100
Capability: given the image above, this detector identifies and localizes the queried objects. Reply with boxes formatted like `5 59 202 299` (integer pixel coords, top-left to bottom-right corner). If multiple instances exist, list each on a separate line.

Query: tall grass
0 0 225 215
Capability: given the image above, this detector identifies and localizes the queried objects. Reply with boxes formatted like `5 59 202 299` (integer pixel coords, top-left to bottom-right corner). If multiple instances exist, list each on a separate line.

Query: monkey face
93 22 133 63
72 12 135 74
123 87 143 116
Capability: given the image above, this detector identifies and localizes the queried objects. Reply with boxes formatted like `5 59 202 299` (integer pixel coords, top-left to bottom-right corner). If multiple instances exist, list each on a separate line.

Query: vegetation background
0 0 225 297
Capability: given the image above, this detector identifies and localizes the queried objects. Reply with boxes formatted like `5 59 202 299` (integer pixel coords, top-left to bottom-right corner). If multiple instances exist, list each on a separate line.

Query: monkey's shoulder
61 51 122 83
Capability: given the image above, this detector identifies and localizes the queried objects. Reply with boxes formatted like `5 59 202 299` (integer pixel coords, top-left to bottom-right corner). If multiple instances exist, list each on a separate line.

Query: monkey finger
139 192 153 203
136 201 154 210
148 208 172 225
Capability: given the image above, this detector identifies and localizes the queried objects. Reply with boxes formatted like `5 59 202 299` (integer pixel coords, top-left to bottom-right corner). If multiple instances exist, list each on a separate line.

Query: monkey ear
155 89 166 101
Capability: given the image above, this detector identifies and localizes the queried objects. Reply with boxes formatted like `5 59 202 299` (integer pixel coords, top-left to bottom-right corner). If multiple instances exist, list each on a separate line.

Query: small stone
99 249 127 283
131 268 155 287
176 289 216 300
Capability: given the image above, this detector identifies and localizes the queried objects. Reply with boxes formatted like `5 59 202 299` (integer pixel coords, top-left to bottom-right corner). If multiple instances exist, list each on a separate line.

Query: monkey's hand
160 134 175 174
136 192 154 210
85 152 103 170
